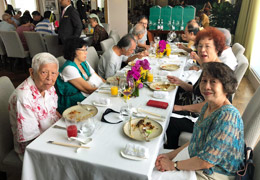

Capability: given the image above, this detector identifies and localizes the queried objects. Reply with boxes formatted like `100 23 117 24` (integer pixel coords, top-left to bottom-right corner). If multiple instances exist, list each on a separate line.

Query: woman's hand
190 51 200 63
157 157 175 172
167 76 182 86
189 66 200 71
173 105 183 112
177 43 186 50
155 153 171 170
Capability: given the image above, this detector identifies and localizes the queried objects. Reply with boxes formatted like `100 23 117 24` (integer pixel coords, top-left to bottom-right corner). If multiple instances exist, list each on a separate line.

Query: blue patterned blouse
188 103 244 176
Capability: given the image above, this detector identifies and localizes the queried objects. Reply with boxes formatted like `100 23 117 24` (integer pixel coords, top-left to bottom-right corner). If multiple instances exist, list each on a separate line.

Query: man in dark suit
76 0 87 26
58 0 83 44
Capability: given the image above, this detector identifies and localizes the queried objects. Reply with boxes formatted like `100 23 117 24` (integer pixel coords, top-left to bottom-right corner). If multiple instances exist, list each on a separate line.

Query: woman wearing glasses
56 37 105 113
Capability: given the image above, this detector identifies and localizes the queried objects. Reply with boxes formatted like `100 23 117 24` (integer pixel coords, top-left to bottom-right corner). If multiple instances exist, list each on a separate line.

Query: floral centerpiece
127 59 151 97
156 40 171 58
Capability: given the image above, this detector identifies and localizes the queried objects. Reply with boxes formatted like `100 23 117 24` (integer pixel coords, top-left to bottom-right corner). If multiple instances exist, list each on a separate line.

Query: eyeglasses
77 47 88 52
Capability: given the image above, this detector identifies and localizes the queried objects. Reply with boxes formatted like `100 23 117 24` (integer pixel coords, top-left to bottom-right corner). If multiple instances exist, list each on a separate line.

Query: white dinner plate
149 82 176 91
160 64 180 71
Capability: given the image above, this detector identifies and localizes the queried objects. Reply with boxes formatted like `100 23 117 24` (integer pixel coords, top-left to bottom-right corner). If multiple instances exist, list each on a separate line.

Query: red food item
147 100 168 109
67 125 78 137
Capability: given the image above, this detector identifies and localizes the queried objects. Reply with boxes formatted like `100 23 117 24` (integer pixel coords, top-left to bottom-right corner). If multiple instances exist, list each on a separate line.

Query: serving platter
160 64 180 71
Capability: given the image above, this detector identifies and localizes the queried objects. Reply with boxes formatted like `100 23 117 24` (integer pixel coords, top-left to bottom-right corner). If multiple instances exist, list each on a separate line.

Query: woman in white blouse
56 37 105 113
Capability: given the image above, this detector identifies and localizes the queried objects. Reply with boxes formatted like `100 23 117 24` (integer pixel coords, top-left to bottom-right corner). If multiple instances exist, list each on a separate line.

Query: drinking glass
65 118 78 138
119 104 132 121
154 36 160 44
110 82 118 97
79 117 95 137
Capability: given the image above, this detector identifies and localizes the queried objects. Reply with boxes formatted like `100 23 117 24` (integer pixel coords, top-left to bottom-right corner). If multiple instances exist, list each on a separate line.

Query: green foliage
211 2 240 34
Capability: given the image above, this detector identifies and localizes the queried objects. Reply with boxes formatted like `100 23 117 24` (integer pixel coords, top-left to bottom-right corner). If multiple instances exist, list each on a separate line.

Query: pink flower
159 40 167 53
138 83 143 89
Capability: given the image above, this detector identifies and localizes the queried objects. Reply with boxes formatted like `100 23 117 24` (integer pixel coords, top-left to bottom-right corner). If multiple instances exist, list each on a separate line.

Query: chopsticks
138 108 165 119
47 141 90 149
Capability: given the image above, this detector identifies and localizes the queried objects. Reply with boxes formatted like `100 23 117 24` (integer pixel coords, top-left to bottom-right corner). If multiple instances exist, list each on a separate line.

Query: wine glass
121 77 135 103
154 36 160 44
167 31 177 42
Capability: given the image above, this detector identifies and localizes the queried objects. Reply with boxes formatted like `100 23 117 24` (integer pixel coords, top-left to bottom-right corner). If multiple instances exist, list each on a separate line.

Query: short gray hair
217 28 231 46
132 23 145 36
31 52 59 73
117 34 136 51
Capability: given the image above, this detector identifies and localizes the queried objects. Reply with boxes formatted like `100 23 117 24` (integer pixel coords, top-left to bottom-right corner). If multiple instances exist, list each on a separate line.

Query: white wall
107 0 127 37
0 0 6 18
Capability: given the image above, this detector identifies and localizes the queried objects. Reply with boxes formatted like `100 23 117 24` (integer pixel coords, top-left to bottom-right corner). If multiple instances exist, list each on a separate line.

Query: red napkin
146 100 169 109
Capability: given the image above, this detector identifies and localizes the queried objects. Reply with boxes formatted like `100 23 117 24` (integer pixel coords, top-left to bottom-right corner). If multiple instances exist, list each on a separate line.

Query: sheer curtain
234 0 260 62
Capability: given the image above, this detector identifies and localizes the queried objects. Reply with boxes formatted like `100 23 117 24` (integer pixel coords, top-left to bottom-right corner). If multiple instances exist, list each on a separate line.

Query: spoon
77 102 93 111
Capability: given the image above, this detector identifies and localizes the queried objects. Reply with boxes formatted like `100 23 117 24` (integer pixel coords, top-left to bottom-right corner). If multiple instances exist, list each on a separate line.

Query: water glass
80 118 95 137
119 105 132 121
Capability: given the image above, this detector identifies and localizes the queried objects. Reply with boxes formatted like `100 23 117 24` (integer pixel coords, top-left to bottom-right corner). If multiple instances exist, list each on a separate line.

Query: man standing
76 0 87 26
58 0 83 44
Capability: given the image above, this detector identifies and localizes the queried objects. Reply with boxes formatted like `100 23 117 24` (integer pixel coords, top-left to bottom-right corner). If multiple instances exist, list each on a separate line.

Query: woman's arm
167 76 193 92
69 77 97 94
173 102 206 113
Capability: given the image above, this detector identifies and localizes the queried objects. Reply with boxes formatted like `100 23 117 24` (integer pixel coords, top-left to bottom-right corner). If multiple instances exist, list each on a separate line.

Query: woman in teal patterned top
155 62 244 179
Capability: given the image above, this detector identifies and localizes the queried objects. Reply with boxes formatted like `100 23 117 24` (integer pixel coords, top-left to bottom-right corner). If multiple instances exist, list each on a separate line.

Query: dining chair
57 56 66 69
232 43 245 57
0 31 30 71
102 23 110 34
44 34 63 57
0 76 22 176
100 38 115 53
24 31 47 58
0 34 7 68
109 30 120 44
253 140 260 179
86 46 99 72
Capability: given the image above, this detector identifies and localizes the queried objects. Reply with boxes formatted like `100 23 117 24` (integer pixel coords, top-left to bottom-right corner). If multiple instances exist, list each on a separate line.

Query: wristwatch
174 161 180 171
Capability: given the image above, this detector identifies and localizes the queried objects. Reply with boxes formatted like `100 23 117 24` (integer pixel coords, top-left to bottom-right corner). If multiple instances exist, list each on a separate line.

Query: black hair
20 16 30 25
44 11 51 19
32 11 41 16
5 10 12 16
63 37 88 61
117 34 135 50
138 15 148 22
187 23 199 35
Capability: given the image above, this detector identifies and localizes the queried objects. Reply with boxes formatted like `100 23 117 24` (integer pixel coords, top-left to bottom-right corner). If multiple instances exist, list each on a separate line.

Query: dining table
22 47 189 180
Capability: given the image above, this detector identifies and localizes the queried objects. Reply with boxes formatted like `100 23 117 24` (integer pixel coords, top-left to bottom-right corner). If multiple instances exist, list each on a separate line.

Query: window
7 0 37 14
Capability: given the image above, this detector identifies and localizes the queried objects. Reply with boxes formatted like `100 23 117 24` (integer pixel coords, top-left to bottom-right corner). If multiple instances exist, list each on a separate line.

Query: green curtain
234 0 260 62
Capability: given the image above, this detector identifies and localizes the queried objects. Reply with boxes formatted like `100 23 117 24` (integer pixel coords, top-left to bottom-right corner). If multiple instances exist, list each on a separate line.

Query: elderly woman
165 27 226 149
56 37 105 113
8 53 60 160
88 13 108 51
155 62 244 179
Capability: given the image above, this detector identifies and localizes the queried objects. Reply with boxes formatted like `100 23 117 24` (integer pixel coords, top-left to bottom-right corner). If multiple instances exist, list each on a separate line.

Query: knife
132 113 164 122
47 141 90 149
53 125 81 133
138 108 166 119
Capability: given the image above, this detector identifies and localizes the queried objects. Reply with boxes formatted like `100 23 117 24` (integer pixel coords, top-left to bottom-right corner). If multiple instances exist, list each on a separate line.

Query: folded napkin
158 70 171 76
147 100 169 109
93 98 110 105
88 73 103 88
123 143 149 159
153 91 169 99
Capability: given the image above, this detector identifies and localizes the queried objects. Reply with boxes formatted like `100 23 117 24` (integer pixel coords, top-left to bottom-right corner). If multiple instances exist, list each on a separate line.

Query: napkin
147 100 169 109
93 98 110 105
158 70 171 76
153 91 169 99
123 143 149 158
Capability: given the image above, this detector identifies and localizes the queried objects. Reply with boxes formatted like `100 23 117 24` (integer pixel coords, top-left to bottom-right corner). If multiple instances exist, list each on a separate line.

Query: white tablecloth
22 56 186 180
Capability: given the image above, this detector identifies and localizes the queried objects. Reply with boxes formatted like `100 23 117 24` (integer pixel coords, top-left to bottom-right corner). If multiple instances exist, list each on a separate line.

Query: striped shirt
35 19 56 35
188 103 244 176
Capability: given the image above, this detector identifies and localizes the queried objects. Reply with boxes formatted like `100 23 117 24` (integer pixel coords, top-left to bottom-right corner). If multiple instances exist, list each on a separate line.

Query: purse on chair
235 144 255 180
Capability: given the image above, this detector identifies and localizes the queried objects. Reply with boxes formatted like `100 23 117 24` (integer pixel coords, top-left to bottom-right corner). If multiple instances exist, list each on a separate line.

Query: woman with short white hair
9 52 60 160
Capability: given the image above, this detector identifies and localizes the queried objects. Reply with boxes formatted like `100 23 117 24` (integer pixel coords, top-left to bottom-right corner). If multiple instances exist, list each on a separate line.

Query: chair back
0 35 6 56
109 30 120 44
100 38 115 52
0 77 15 167
0 31 29 58
102 23 110 34
234 53 249 89
232 43 245 57
242 86 260 148
253 140 260 179
57 56 66 69
87 46 99 72
24 31 47 58
44 34 63 57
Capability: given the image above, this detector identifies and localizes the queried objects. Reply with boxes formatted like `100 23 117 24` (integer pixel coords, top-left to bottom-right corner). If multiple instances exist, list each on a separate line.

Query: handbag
235 144 255 180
